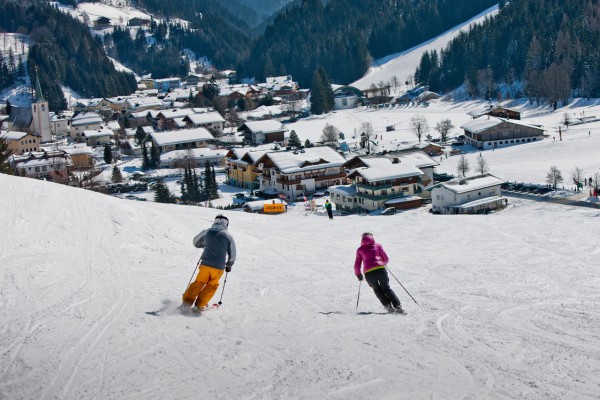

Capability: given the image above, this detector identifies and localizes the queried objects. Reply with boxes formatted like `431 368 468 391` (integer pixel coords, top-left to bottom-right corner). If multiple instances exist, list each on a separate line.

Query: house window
436 195 440 200
35 167 40 172
42 166 47 171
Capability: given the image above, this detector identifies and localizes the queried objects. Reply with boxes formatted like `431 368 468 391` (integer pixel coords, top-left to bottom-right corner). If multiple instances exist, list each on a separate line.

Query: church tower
31 69 52 143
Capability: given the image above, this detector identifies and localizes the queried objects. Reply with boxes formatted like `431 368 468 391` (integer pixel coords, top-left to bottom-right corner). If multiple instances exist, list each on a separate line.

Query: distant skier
179 214 236 314
354 232 404 313
324 199 333 219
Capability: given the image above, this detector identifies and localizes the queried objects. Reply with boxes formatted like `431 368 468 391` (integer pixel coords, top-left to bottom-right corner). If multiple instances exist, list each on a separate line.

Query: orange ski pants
182 265 224 308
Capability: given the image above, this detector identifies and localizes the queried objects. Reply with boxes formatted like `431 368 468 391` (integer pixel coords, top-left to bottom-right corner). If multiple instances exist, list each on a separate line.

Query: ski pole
386 267 418 305
217 272 228 306
356 280 362 310
183 256 202 294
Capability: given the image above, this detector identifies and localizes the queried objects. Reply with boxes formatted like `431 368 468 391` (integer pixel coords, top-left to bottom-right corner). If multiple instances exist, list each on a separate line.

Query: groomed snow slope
1 174 600 399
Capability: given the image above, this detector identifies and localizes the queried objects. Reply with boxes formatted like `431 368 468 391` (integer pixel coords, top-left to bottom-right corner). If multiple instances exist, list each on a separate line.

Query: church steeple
34 67 45 102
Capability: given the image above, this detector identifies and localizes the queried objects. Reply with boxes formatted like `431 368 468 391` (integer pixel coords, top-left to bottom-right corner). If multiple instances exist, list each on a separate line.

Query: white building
150 127 214 153
429 174 506 214
159 147 227 168
328 156 427 212
70 112 103 140
50 113 70 136
31 100 52 143
82 128 113 147
460 117 545 150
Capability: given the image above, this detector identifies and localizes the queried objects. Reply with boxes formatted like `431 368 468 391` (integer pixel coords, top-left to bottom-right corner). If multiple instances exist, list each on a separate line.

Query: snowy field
1 173 600 400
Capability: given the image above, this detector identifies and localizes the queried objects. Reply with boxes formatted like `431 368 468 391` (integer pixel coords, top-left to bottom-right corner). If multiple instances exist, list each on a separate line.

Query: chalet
160 148 227 168
11 151 70 182
61 144 93 169
150 127 214 153
469 106 521 120
428 174 506 214
70 112 104 140
93 17 111 30
155 109 198 130
256 146 346 199
460 116 544 150
238 120 287 146
184 74 204 87
328 156 429 212
128 17 150 27
183 111 225 132
126 110 152 128
82 128 113 147
0 131 40 155
225 148 269 190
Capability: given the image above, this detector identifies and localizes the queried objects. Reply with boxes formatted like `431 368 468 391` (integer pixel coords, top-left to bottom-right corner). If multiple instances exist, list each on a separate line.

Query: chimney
392 157 400 164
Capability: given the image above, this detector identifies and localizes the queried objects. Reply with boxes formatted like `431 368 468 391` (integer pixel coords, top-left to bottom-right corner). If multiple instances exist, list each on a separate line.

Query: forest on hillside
415 0 600 108
0 1 137 111
239 0 497 87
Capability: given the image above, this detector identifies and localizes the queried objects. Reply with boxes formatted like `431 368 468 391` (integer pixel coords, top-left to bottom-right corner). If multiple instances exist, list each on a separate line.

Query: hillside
2 169 600 399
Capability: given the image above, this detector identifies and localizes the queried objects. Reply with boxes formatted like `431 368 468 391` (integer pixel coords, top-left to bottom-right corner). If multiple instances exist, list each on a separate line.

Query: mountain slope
1 173 599 399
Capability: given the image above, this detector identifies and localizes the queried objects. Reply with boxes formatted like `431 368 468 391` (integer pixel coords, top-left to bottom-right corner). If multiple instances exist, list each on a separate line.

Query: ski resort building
255 146 346 199
428 174 506 214
328 153 436 212
460 116 544 150
149 127 214 154
225 148 270 190
159 148 227 168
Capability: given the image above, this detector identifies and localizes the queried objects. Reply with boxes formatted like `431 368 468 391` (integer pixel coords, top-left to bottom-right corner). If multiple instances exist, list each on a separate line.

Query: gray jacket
193 221 237 270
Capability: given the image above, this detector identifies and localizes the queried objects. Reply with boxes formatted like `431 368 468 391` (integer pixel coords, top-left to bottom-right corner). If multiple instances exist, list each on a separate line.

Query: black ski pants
365 268 401 308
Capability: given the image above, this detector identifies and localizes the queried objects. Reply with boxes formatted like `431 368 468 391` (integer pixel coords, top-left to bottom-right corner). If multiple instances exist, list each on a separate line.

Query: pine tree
210 165 219 199
141 143 150 171
5 100 12 116
288 130 301 147
103 143 113 164
153 179 176 204
150 143 160 169
111 165 123 183
0 136 14 174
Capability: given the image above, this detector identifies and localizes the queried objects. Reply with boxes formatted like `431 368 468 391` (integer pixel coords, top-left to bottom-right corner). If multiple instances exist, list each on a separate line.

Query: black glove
357 274 363 281
225 261 234 272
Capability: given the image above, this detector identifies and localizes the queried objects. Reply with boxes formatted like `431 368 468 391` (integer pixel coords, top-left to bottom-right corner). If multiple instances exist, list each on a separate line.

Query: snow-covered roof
83 128 113 138
265 146 345 173
455 195 503 209
240 120 286 134
126 97 162 109
350 157 423 181
160 148 227 163
0 131 28 140
185 112 225 125
106 121 121 131
157 109 197 120
328 184 357 196
150 128 214 146
71 112 103 126
395 152 439 169
61 144 93 155
436 174 505 194
460 116 544 133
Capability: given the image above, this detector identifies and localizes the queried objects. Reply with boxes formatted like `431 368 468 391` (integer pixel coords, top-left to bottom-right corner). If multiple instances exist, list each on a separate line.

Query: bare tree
546 165 563 189
572 167 584 191
456 155 470 177
435 119 454 142
476 155 489 175
360 121 375 154
321 123 340 145
410 114 429 143
390 75 400 91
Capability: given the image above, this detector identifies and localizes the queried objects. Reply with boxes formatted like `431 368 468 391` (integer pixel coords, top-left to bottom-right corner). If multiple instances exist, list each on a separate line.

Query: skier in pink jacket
354 232 404 313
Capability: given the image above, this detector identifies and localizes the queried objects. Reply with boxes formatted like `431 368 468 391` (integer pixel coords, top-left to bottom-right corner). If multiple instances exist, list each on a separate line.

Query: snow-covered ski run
2 172 600 399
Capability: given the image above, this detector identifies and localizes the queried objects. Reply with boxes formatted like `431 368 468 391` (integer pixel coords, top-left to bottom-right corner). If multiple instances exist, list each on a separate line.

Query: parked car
381 207 397 216
232 193 259 205
312 191 326 198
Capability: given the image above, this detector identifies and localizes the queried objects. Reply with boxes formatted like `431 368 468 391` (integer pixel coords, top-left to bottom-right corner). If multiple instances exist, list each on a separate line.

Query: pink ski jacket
354 235 389 277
